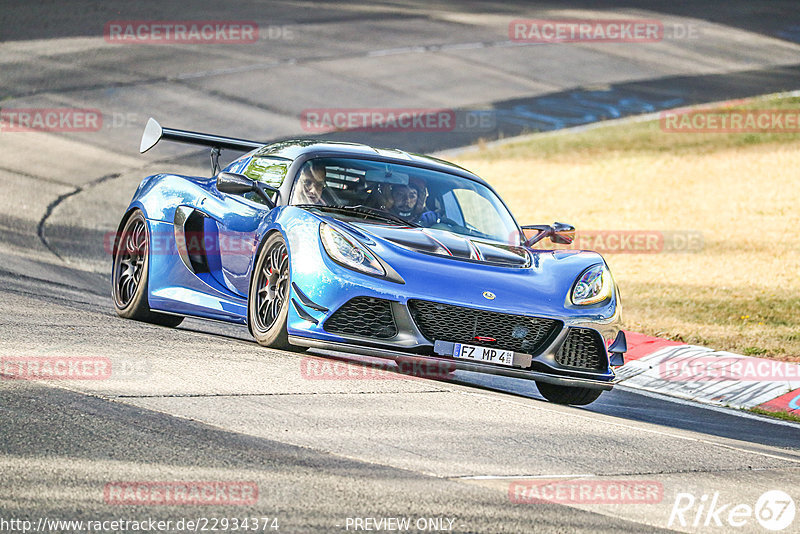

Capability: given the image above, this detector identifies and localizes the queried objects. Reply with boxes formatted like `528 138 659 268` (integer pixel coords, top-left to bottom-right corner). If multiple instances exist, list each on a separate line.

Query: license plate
453 343 514 367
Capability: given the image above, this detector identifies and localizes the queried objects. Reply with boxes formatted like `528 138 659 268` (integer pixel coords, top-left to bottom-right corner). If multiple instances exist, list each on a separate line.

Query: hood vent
353 223 530 267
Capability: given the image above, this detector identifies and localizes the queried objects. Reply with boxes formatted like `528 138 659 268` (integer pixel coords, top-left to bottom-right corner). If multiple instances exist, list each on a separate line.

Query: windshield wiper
295 204 419 227
346 205 420 227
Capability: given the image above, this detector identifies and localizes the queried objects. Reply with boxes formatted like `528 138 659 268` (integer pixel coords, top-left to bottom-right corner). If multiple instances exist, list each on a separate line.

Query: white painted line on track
456 474 595 480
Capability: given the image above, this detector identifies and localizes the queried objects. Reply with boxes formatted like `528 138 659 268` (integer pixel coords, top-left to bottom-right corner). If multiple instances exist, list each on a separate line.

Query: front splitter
288 336 616 391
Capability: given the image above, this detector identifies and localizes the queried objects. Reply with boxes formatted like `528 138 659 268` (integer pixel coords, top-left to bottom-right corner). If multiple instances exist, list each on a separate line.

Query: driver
293 161 328 205
388 177 438 227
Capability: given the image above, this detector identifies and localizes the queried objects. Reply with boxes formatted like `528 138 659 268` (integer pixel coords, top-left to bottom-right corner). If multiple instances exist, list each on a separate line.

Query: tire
112 210 184 327
535 381 603 406
248 233 293 349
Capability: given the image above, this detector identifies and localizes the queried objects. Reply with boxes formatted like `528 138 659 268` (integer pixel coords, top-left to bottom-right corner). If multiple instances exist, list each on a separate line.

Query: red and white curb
618 332 800 417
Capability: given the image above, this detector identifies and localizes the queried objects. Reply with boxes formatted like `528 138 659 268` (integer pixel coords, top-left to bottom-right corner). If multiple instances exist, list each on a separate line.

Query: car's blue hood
295 212 616 321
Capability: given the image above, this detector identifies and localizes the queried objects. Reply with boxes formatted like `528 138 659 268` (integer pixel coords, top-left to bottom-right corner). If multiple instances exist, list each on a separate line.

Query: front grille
324 297 397 339
408 299 561 354
555 328 607 370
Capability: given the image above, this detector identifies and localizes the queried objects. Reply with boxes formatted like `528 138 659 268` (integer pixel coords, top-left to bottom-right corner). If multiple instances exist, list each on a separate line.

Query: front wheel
248 233 292 349
535 381 603 406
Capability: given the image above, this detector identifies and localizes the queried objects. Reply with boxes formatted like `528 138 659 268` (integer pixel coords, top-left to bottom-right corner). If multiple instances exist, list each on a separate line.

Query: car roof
254 139 490 187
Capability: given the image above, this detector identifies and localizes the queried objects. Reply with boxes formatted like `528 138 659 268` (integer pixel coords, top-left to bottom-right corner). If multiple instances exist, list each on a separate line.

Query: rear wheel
112 210 183 327
248 233 292 349
535 381 603 406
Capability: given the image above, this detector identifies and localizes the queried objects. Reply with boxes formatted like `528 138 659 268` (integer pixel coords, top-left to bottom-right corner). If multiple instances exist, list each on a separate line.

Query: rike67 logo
668 490 795 531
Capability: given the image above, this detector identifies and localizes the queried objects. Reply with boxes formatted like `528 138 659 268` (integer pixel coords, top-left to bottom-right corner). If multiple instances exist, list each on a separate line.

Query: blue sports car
112 118 627 405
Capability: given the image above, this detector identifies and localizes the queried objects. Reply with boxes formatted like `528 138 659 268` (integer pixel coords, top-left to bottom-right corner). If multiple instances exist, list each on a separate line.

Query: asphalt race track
1 2 799 532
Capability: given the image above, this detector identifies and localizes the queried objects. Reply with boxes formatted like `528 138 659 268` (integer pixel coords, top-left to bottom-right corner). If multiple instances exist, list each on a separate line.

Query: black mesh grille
408 300 561 354
555 328 607 370
324 297 397 339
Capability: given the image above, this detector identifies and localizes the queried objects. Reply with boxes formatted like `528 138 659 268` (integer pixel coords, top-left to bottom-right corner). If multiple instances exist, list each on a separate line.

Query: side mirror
522 222 575 248
216 172 256 195
216 172 279 208
550 222 575 245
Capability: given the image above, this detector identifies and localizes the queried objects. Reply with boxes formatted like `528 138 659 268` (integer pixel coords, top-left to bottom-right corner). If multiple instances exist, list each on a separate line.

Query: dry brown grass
454 99 800 361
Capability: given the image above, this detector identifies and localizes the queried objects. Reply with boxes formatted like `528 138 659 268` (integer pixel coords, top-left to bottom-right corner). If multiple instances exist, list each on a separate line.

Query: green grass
748 406 800 424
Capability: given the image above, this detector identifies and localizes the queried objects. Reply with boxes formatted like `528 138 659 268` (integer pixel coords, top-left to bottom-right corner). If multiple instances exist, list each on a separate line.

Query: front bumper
288 292 620 388
288 336 617 391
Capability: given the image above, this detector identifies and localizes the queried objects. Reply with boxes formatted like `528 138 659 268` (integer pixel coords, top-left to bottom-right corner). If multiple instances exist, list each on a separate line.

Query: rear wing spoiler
139 117 265 154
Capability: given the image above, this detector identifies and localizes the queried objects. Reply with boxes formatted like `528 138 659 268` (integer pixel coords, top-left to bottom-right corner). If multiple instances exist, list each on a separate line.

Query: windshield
290 157 521 245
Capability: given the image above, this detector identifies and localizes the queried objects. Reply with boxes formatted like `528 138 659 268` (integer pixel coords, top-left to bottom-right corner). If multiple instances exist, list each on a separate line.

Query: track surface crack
36 172 121 260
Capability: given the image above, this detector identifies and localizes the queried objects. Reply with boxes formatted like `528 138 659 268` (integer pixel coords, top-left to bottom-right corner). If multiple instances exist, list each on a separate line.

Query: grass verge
748 406 800 424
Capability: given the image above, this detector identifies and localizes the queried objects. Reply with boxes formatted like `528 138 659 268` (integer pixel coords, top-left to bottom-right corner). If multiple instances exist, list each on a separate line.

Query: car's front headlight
571 264 613 305
320 223 386 277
